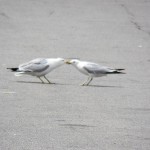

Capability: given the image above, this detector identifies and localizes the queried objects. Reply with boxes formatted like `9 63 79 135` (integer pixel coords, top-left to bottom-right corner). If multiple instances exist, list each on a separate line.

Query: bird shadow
88 84 124 88
15 81 124 88
16 81 65 85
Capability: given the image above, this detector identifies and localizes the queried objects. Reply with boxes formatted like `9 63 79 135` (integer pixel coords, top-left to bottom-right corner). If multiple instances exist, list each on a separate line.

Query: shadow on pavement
16 81 65 85
16 81 124 88
88 85 124 88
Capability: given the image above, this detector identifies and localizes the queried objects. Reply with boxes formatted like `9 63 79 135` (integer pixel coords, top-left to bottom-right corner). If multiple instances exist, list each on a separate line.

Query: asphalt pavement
0 0 150 149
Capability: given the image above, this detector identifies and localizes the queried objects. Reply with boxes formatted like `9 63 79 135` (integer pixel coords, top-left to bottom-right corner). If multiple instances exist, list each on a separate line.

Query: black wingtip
107 70 126 74
116 68 125 71
118 71 126 74
7 68 18 72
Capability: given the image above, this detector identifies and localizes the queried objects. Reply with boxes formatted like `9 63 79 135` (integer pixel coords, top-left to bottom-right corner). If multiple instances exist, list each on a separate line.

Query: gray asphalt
0 0 150 150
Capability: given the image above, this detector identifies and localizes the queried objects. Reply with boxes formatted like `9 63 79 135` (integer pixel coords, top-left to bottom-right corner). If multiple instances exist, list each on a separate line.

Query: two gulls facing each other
66 59 125 86
7 58 125 86
7 58 65 84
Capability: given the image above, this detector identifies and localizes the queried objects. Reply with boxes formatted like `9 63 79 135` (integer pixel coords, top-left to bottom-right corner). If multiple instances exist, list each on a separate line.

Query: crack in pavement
0 12 10 19
120 4 135 18
119 3 150 37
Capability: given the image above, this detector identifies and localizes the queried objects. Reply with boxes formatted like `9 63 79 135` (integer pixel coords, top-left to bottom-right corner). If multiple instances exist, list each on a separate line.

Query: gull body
66 59 125 86
7 58 65 83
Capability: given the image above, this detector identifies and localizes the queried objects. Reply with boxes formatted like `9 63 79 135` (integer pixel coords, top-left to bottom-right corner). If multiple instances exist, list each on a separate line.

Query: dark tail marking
107 70 126 74
115 68 125 71
7 68 19 72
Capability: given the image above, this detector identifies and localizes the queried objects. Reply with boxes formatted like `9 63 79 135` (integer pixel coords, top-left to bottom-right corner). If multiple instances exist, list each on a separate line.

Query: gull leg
86 77 93 86
81 76 90 86
38 77 44 83
44 76 54 84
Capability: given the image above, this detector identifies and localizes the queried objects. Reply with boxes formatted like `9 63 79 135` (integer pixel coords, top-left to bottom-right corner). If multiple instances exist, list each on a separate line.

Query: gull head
56 57 65 62
65 59 80 65
54 58 66 65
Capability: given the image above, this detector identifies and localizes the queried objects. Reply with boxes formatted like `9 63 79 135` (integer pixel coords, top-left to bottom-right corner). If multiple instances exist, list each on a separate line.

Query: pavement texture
0 0 150 150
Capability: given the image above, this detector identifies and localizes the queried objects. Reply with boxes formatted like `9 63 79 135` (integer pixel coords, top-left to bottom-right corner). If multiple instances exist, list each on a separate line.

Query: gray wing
19 58 49 72
83 63 115 75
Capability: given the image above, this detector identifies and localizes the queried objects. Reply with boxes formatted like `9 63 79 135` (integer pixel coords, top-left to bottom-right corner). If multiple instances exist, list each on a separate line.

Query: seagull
7 58 65 83
66 59 125 86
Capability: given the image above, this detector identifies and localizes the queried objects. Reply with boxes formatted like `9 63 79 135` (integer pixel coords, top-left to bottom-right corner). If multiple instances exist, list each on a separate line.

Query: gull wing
19 58 49 73
83 63 115 75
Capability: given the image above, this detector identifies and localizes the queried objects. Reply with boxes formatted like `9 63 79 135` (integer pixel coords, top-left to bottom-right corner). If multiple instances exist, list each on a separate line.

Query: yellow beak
65 60 72 64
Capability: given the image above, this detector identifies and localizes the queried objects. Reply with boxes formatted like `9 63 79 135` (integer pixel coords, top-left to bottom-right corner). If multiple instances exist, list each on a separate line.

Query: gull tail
15 72 24 76
7 68 25 76
107 70 126 74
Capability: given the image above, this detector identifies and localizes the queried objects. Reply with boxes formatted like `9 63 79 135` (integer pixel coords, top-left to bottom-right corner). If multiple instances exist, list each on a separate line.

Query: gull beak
65 60 72 64
65 61 72 64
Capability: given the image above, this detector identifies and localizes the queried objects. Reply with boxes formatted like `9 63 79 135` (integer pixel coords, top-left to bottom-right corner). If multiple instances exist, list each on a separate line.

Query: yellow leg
38 77 44 83
44 76 52 84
